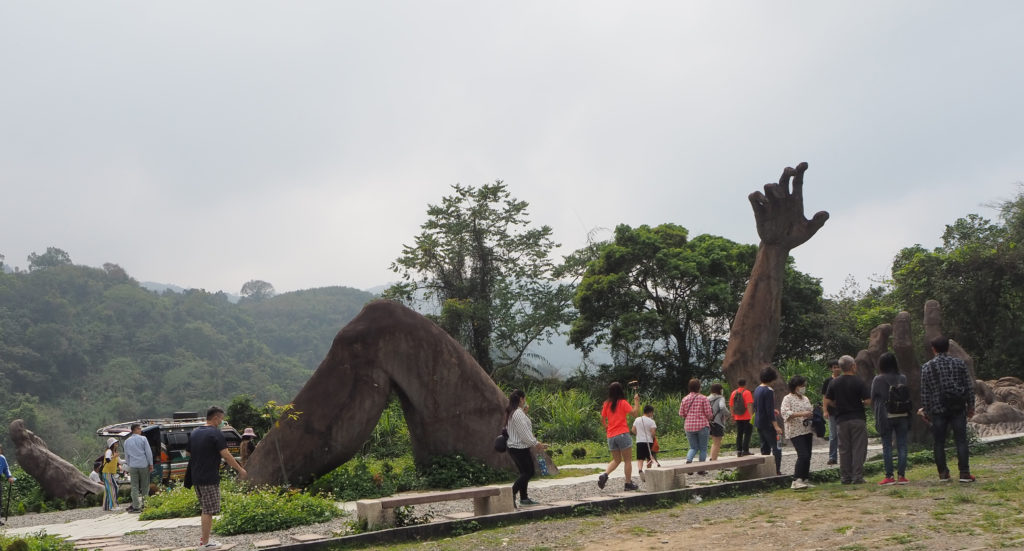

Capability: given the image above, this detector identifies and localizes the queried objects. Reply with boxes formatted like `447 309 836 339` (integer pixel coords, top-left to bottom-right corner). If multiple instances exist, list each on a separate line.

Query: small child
631 405 658 482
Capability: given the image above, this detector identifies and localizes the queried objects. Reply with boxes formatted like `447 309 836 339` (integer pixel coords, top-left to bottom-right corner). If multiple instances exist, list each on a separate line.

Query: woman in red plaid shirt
679 378 714 464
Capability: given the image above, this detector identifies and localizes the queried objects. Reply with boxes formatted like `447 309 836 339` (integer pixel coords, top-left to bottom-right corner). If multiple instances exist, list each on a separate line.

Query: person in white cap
101 437 121 511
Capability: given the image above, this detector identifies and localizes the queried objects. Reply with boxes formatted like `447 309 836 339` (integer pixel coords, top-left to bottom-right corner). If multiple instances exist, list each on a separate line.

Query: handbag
493 428 509 453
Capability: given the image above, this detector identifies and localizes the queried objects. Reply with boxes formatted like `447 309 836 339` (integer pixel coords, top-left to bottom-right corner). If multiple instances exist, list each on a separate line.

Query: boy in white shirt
631 405 658 482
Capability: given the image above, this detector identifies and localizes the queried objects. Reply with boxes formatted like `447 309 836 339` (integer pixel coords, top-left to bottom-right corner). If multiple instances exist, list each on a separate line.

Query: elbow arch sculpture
245 300 513 487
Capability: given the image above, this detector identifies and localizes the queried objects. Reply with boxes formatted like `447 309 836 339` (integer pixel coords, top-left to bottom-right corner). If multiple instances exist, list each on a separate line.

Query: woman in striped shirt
505 389 546 506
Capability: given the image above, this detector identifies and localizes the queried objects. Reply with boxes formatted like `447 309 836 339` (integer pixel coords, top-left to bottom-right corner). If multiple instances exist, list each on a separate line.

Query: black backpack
731 390 747 416
92 454 105 473
886 383 913 415
805 405 826 438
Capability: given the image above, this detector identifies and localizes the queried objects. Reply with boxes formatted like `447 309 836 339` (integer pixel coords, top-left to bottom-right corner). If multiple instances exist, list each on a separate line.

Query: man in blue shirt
123 423 154 513
187 406 246 549
0 444 15 525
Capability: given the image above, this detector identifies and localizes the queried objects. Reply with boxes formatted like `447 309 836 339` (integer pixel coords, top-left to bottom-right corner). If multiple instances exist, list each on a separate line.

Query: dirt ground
385 444 1024 551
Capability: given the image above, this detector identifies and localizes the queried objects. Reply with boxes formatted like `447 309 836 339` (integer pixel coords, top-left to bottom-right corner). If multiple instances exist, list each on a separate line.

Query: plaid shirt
920 353 973 416
679 392 713 432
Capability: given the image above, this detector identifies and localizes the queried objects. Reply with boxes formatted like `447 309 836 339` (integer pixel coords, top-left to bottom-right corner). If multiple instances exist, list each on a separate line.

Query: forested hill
0 263 375 460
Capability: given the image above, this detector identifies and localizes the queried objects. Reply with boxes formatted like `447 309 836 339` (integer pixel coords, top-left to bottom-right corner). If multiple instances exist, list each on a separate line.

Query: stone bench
645 455 775 492
356 485 513 529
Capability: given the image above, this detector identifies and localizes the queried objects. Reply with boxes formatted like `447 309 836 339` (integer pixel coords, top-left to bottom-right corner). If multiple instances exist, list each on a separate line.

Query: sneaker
791 479 808 490
801 479 816 488
959 474 976 483
897 476 909 485
624 481 639 491
519 498 538 506
852 478 866 484
201 542 221 549
826 459 837 465
639 470 646 483
938 472 951 482
597 473 608 489
879 477 897 486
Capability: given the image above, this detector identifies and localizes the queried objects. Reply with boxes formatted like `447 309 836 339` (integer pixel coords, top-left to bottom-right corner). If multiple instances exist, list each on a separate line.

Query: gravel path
5 437 846 550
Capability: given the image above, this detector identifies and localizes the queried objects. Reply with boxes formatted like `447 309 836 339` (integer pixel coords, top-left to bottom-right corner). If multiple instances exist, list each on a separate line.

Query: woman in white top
780 375 815 490
706 384 728 460
505 389 545 506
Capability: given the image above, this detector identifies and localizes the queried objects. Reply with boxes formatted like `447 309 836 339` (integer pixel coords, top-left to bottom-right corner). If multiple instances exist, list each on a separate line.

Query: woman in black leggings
505 389 546 506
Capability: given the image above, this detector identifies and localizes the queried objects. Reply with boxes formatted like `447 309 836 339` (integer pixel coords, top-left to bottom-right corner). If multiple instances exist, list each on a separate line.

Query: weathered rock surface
10 419 103 502
245 300 513 486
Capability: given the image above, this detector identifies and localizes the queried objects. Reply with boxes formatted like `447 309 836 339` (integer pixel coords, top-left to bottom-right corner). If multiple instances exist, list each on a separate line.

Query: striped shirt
506 408 538 449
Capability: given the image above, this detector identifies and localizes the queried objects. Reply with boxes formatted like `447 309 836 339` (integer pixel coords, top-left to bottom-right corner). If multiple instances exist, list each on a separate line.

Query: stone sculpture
245 300 513 487
722 162 829 396
9 419 103 503
852 300 1010 443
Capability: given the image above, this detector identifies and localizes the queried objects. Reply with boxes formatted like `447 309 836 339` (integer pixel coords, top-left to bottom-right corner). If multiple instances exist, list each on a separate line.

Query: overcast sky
3 2 1022 297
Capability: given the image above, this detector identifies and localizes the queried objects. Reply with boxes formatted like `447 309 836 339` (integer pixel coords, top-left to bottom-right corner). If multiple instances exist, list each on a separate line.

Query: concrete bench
356 485 513 529
645 455 775 492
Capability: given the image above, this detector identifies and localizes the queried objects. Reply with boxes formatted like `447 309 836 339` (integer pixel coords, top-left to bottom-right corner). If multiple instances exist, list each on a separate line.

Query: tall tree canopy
890 191 1024 379
27 247 72 272
569 223 825 390
385 181 573 378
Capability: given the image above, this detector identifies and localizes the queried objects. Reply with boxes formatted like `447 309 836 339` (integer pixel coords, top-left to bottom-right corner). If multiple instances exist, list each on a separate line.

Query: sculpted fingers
807 211 829 233
764 181 787 201
749 190 770 217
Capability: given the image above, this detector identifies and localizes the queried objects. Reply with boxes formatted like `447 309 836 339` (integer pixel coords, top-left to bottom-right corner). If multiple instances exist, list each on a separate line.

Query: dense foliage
0 254 373 461
570 224 826 390
385 182 574 379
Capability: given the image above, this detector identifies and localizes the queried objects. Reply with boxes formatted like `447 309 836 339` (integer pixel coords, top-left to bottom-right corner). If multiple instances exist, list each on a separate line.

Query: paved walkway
5 432 1019 542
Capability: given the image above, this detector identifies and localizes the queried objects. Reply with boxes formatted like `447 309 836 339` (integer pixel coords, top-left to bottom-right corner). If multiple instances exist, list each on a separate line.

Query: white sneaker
791 479 808 490
201 542 221 549
801 478 815 488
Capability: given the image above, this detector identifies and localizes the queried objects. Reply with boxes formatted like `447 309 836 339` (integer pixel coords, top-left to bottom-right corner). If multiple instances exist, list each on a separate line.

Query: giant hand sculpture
723 163 829 394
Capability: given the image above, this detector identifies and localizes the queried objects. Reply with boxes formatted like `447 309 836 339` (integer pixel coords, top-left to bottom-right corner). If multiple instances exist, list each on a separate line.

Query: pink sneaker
878 477 897 486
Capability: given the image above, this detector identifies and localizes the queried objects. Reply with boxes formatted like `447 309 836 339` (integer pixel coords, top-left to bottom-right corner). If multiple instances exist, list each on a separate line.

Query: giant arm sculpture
722 162 829 393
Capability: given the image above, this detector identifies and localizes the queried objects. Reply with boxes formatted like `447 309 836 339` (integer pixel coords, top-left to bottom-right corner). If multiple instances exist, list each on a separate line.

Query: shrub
0 532 75 551
531 389 602 442
213 488 341 535
138 484 200 520
307 459 398 501
419 454 512 489
359 399 412 459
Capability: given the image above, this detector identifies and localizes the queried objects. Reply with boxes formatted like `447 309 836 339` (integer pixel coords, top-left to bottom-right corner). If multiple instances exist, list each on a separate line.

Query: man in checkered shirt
918 336 976 483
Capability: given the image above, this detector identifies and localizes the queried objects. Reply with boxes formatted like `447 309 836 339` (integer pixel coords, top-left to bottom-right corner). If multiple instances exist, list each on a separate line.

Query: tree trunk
10 419 103 503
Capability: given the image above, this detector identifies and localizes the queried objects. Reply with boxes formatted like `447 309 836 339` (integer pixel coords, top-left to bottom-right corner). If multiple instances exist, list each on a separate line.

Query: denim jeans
931 409 970 477
756 424 782 475
686 426 710 462
827 415 838 461
881 416 909 478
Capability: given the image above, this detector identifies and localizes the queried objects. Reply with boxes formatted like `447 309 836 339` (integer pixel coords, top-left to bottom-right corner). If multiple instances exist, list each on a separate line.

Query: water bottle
536 453 549 476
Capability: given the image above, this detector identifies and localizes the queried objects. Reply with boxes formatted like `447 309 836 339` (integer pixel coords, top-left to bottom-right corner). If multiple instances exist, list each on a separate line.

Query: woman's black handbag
494 428 509 452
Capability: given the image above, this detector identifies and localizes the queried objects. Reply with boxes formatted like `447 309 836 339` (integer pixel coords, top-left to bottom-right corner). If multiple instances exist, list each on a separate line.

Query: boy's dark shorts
636 442 653 460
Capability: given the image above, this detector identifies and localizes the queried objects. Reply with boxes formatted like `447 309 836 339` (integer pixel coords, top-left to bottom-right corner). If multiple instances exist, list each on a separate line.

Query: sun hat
242 428 257 438
106 437 117 448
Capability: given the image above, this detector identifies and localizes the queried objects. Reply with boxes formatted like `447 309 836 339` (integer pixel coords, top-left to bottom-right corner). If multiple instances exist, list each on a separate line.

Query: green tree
890 197 1024 379
385 181 572 378
569 224 757 389
27 247 72 271
240 280 276 301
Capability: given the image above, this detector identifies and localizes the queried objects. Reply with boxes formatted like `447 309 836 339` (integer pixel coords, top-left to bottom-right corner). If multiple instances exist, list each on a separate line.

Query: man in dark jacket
824 355 870 484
